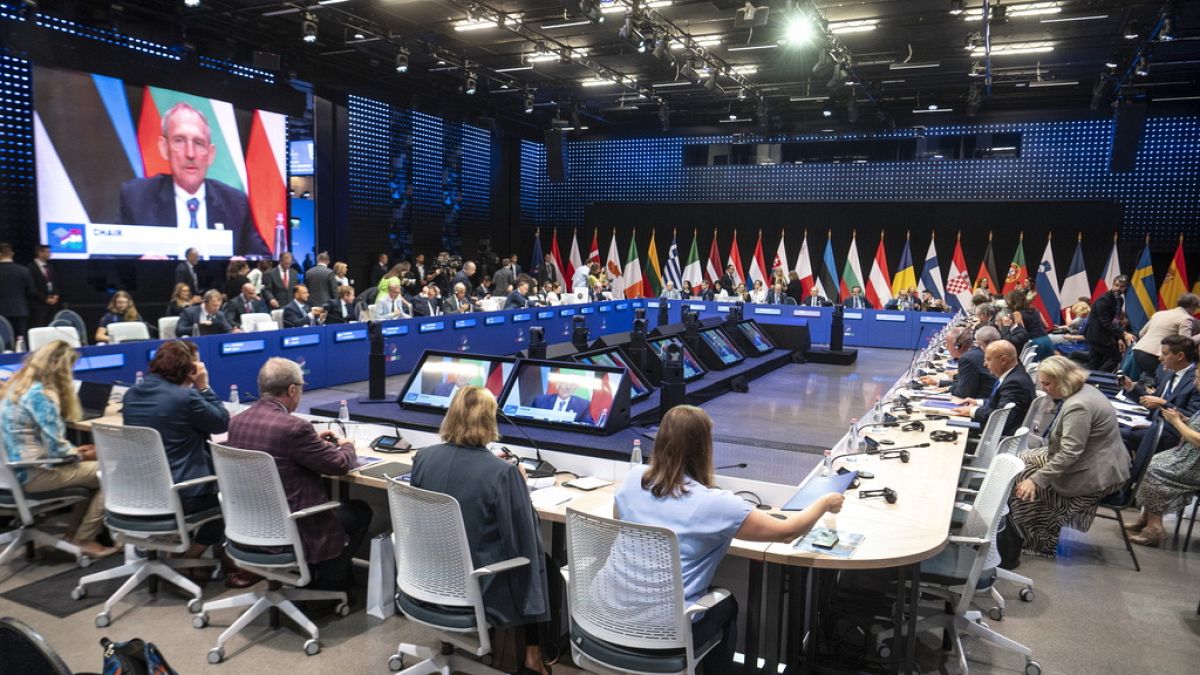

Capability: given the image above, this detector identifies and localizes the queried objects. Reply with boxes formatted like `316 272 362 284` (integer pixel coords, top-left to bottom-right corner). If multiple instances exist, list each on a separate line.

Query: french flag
1059 235 1090 321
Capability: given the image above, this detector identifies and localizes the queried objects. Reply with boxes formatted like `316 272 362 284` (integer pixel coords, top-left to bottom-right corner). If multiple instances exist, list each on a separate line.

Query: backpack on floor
100 637 177 675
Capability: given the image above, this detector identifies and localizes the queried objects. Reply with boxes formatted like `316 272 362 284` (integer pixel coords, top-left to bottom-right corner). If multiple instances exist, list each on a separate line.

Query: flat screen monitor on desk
399 350 516 413
646 336 706 382
697 327 746 369
734 320 776 356
574 346 654 402
498 359 631 435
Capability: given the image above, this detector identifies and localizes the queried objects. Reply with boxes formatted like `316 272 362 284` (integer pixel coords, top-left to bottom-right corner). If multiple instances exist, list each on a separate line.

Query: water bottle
135 371 144 386
273 213 287 260
630 439 643 466
14 335 25 352
338 399 350 424
192 322 199 338
847 418 861 454
872 397 883 424
820 448 833 477
228 384 239 411
822 512 838 533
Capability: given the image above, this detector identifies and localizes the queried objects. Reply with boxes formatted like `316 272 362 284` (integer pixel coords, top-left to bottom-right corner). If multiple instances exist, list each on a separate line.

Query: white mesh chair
385 478 523 674
1019 392 1054 449
193 443 349 664
239 312 277 332
878 453 1038 675
51 310 88 346
966 402 1016 461
71 424 221 627
963 427 1028 476
27 327 80 351
104 321 151 344
158 316 180 340
0 440 90 569
270 309 285 326
564 508 731 675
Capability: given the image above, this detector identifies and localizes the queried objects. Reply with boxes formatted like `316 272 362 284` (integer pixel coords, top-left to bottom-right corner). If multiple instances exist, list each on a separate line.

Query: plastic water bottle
872 397 883 424
823 513 838 533
14 336 25 352
273 213 287 260
228 384 239 411
135 371 144 386
630 439 643 466
820 449 833 477
848 419 861 454
338 399 350 424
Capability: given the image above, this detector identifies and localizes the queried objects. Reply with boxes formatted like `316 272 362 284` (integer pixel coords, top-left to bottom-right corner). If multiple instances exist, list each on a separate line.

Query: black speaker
545 130 567 183
544 342 579 360
1110 100 1147 173
592 332 633 349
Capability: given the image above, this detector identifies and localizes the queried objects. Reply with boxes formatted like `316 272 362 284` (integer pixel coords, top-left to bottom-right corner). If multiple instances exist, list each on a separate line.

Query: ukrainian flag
1127 239 1157 331
891 232 916 295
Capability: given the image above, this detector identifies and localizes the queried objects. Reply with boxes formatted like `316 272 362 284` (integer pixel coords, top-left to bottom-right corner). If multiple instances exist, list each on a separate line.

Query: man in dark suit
844 286 870 309
117 103 269 257
491 259 516 296
304 252 337 307
922 326 998 400
509 254 523 279
432 373 472 398
177 290 237 336
531 379 594 425
719 264 738 296
699 280 716 302
411 285 442 317
175 247 202 296
951 340 1035 437
27 244 59 328
442 283 476 314
227 358 372 591
1120 335 1200 452
537 253 559 288
0 242 35 341
283 284 325 328
451 261 475 297
367 253 389 289
323 286 359 324
225 283 269 327
505 280 533 310
261 252 300 309
806 289 830 307
1086 275 1132 372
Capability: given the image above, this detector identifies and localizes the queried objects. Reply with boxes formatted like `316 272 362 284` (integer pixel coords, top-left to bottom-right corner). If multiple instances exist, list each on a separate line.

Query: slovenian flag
1032 234 1060 328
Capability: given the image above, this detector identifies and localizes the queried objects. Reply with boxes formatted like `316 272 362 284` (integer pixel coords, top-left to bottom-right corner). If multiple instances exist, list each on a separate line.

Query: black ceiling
33 1 1200 134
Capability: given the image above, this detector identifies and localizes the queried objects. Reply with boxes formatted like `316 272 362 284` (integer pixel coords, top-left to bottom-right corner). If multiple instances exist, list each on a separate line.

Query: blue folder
782 471 858 511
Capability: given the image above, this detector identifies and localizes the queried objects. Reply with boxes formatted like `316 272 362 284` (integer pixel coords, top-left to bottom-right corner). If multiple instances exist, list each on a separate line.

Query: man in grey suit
490 260 517 296
261 251 300 309
304 252 337 307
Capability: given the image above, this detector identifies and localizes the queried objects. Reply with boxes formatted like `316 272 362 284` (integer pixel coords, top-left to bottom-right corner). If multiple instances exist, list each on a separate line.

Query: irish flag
623 232 644 299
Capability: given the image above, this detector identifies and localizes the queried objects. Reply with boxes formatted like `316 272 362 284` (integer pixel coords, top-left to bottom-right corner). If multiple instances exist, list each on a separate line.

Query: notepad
564 476 613 491
355 461 412 481
530 486 574 509
782 472 858 511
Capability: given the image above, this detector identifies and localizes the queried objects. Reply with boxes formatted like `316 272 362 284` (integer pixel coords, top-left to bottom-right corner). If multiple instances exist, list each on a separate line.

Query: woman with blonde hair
164 282 193 317
410 386 553 674
0 341 116 558
94 291 143 344
377 262 411 296
332 261 351 290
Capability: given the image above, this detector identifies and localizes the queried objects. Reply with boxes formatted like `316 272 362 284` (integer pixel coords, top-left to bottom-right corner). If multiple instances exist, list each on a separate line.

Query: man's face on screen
159 109 215 194
556 381 577 399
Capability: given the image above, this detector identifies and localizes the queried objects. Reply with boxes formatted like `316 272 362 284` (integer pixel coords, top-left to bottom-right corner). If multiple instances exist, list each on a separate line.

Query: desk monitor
646 335 706 382
732 320 776 356
498 359 631 435
574 347 654 402
399 350 516 413
696 327 746 369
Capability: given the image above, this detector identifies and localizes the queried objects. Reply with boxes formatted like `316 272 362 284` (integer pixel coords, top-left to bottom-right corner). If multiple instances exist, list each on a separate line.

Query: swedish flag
1127 239 1157 331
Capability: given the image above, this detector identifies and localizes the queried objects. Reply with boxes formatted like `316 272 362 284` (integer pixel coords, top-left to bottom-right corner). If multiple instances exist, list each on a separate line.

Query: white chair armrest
956 487 978 497
953 501 974 513
171 476 218 492
960 466 987 474
560 565 570 584
685 587 732 618
471 556 530 577
288 501 342 521
8 456 80 469
948 535 987 547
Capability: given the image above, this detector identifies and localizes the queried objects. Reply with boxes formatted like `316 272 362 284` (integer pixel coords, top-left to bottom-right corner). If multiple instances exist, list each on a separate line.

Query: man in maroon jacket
227 358 372 591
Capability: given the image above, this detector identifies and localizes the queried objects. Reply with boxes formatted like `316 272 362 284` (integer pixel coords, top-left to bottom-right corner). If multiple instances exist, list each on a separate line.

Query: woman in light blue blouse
1 341 116 558
614 405 844 671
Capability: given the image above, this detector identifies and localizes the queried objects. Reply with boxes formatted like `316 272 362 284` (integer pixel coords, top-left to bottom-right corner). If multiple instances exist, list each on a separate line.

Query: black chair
1098 419 1162 572
1172 494 1199 552
0 315 13 351
0 616 72 675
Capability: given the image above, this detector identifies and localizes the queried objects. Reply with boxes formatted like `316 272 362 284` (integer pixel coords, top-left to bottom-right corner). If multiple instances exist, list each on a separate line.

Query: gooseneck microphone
714 462 748 471
498 409 557 478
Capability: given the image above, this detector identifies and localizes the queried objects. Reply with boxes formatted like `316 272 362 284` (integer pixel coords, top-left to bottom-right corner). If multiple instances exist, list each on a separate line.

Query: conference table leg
743 560 764 674
799 568 820 675
784 567 803 670
892 563 920 675
762 563 785 675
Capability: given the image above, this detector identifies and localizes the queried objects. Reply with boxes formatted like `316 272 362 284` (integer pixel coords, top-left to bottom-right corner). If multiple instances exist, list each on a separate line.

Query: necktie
1162 373 1178 400
990 378 1002 400
245 299 252 313
282 269 288 287
187 198 199 229
556 399 566 412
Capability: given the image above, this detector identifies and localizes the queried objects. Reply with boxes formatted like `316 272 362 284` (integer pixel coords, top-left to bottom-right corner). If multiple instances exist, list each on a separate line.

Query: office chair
192 443 349 663
0 315 13 352
270 308 285 326
966 402 1016 460
71 424 221 627
1018 392 1053 450
1095 419 1162 572
0 439 91 569
877 453 1039 675
27 327 81 351
105 321 151 344
385 479 517 674
238 312 277 332
0 616 73 675
51 309 88 346
158 316 180 340
564 508 731 675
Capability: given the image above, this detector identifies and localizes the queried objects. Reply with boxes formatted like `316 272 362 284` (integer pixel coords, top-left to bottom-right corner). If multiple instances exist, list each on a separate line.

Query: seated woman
748 279 767 304
164 283 193 317
1126 377 1200 546
0 341 117 558
1006 290 1053 360
1009 356 1129 558
410 387 552 675
612 406 844 671
94 291 143 344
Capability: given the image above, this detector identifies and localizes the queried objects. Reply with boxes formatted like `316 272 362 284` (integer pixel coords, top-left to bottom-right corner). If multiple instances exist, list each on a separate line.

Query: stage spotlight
653 33 669 59
1123 19 1141 40
524 89 535 113
640 35 655 54
821 101 833 117
991 3 1007 24
949 0 964 15
464 70 478 95
785 15 816 45
395 47 409 73
302 12 318 43
569 0 604 25
184 0 201 8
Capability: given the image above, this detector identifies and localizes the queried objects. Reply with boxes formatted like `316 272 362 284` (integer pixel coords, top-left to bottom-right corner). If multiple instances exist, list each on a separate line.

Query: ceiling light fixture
496 65 534 72
541 19 592 28
581 78 617 87
184 0 201 7
970 41 1055 57
829 19 878 34
1027 80 1079 87
728 43 778 52
962 2 1061 21
1040 14 1107 23
1134 56 1150 77
524 90 535 113
1123 19 1141 40
889 61 940 70
784 15 816 45
913 107 954 113
669 35 722 50
394 47 409 73
301 12 318 43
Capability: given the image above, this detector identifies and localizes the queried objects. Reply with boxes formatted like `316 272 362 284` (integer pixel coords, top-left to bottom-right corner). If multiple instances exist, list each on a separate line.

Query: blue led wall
530 118 1200 252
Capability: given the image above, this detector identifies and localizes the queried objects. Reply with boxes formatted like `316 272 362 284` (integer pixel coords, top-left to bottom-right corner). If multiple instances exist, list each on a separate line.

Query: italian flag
682 230 703 287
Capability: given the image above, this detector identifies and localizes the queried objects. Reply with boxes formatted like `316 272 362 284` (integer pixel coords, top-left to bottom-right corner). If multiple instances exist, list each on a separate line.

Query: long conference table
69 314 963 674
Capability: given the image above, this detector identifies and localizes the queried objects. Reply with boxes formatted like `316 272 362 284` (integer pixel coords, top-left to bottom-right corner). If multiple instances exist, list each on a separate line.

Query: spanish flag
1158 234 1189 310
1127 236 1157 331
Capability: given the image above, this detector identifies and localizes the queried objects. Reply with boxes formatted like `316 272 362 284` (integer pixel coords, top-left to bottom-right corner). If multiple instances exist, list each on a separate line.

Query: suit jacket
949 346 997 400
225 296 269 326
701 289 716 301
174 262 200 295
844 295 869 309
785 280 803 304
261 266 299 307
283 300 318 328
442 295 474 314
432 382 462 397
1034 384 1129 497
322 299 359 324
118 175 269 256
531 393 594 424
1085 290 1124 346
719 273 736 295
504 292 531 310
367 262 389 289
972 366 1036 436
0 262 34 319
491 267 516 295
304 264 337 306
175 305 235 336
227 399 357 564
412 296 441 317
537 263 559 287
1129 364 1200 419
1134 307 1195 356
122 374 229 499
450 271 473 295
27 261 54 301
374 294 409 319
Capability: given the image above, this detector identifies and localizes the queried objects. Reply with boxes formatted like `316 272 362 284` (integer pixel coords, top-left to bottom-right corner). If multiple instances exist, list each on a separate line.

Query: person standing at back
0 242 35 341
27 244 59 329
304 252 337 307
367 253 389 290
1085 275 1133 372
261 252 299 309
1129 293 1200 380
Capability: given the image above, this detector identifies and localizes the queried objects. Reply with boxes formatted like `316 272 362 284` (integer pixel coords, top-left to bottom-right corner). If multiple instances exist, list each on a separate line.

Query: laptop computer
77 381 114 421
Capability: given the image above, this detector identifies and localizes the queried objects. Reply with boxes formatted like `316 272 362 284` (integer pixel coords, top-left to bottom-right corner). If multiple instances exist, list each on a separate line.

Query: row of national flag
530 228 1193 331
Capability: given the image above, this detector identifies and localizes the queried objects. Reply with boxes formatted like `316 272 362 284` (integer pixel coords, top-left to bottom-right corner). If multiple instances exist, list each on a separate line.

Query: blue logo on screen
48 224 86 253
503 405 518 415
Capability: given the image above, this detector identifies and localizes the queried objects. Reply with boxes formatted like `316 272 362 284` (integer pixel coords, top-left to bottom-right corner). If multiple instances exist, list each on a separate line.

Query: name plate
454 318 477 329
491 315 511 325
875 313 907 322
220 340 265 356
419 321 445 333
754 307 782 315
599 305 612 313
920 316 952 324
334 328 368 343
74 353 126 371
616 302 630 310
794 309 822 318
560 308 577 317
381 325 409 337
282 333 321 348
537 310 555 320
843 312 864 320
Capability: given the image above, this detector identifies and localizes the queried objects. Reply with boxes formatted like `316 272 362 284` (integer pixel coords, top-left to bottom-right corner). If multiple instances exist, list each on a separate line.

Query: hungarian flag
817 231 838 300
727 231 746 286
529 230 544 278
747 230 769 289
705 229 722 283
891 232 916 296
587 229 601 264
549 228 567 287
589 373 615 427
1158 234 1189 309
645 230 665 296
946 232 973 312
839 230 865 302
865 232 892 309
1032 234 1060 328
605 232 625 298
682 230 703 287
245 110 287 254
623 231 644 299
1001 233 1028 295
975 232 999 295
1059 234 1090 318
1128 236 1157 331
568 229 583 274
1092 233 1122 302
795 230 815 298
